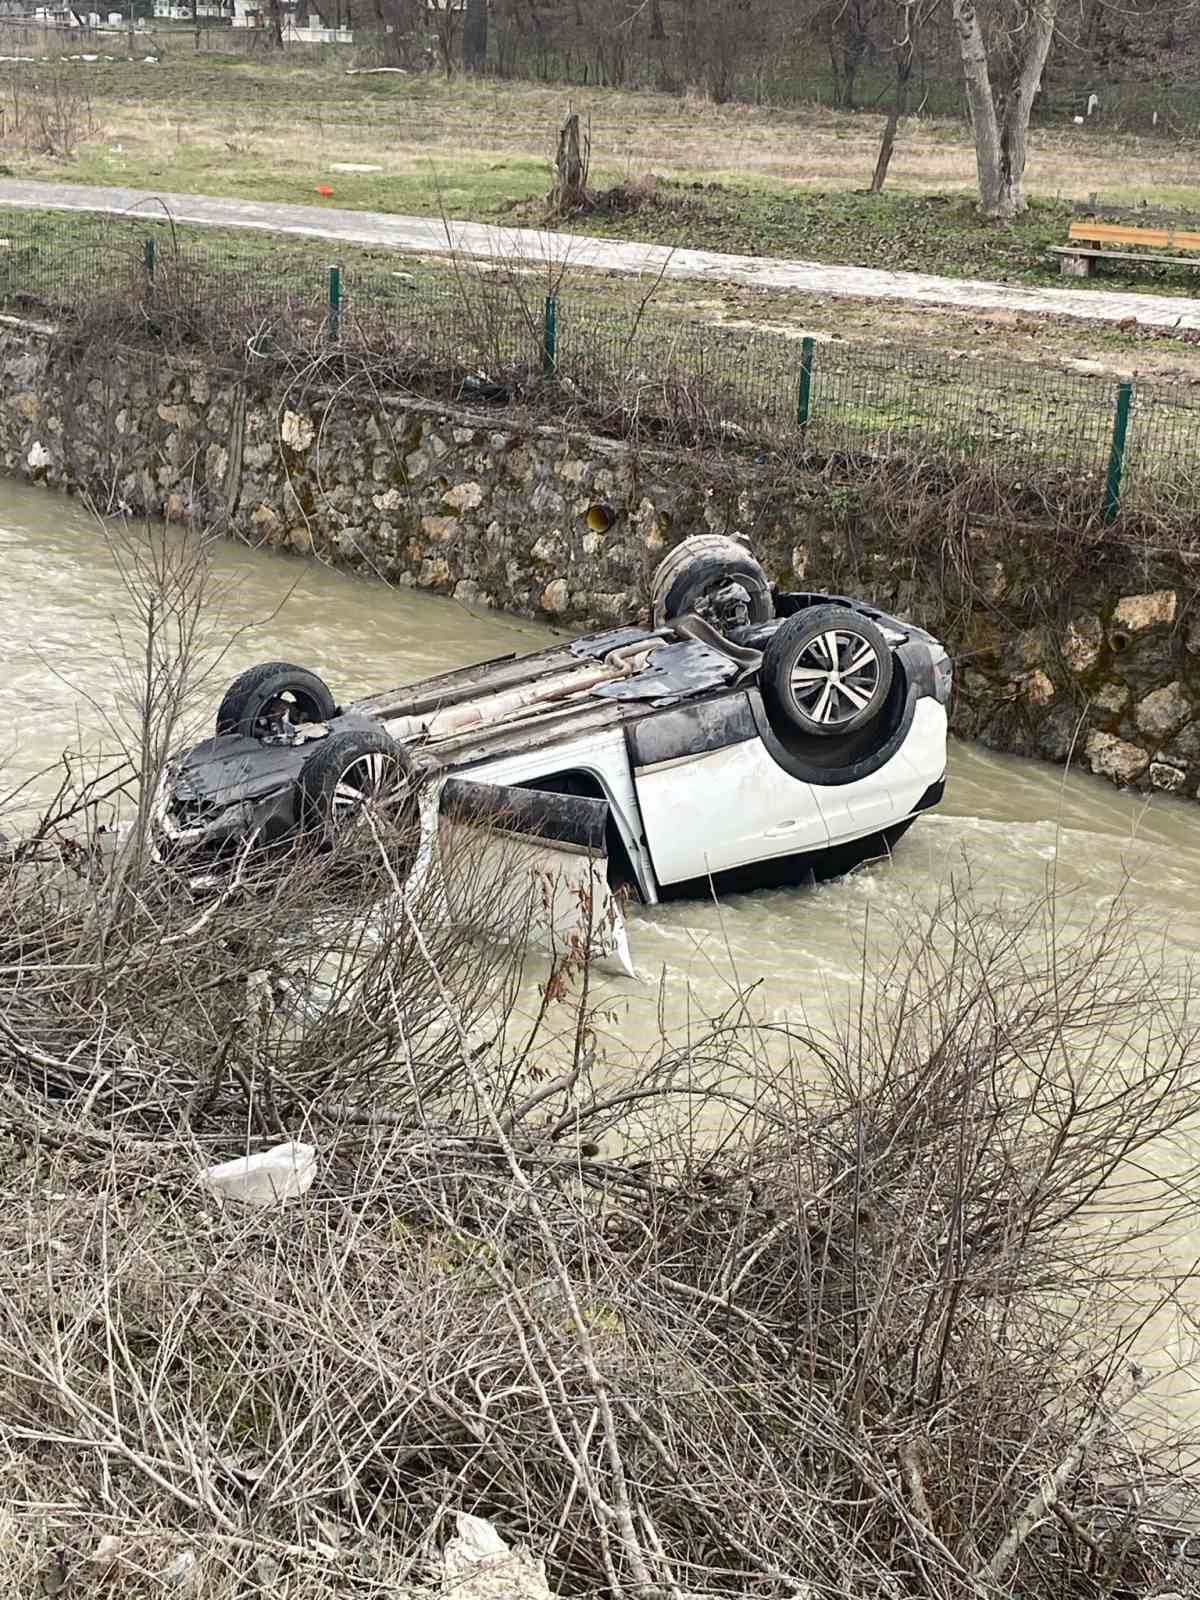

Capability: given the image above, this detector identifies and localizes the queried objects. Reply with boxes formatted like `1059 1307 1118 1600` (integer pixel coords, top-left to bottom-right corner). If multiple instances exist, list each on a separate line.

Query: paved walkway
2 178 1199 332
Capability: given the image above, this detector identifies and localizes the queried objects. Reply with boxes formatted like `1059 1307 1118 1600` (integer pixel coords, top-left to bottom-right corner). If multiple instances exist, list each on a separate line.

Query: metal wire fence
1 213 1195 525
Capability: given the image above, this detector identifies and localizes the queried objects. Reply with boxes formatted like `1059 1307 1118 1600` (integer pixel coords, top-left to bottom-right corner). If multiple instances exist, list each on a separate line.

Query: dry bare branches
5 816 1200 1598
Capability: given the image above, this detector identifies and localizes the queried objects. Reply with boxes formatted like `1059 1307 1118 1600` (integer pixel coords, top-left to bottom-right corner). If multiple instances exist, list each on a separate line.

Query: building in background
230 0 351 41
152 0 233 19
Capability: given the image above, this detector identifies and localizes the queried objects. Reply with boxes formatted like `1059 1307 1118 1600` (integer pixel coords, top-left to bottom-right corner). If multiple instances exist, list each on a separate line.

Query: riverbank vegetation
10 207 1200 545
12 206 1200 384
3 521 1200 1597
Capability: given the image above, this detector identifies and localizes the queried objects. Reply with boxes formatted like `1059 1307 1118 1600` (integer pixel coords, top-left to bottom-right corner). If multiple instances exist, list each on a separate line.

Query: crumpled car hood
170 733 308 809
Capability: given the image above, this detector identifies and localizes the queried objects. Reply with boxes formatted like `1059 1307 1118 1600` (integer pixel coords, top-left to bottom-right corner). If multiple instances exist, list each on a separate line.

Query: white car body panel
634 738 829 886
456 699 948 898
815 700 947 845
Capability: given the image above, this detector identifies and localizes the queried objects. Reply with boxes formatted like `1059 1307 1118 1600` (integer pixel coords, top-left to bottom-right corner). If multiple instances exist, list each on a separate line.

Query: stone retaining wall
4 320 1200 799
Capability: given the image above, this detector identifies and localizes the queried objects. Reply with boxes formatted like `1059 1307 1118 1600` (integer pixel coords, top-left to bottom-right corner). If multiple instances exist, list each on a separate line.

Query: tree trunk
839 0 868 110
649 0 664 41
463 0 487 69
550 109 590 214
822 10 844 106
438 23 455 73
870 25 915 191
370 0 391 59
997 0 1057 211
950 0 1003 212
950 0 1058 218
266 0 283 45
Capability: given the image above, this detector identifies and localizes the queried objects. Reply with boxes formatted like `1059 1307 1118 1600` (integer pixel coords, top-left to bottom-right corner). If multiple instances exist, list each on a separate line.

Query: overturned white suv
152 537 951 973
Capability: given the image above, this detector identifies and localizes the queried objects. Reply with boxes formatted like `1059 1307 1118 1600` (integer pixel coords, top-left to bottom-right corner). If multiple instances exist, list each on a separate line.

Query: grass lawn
3 54 1200 297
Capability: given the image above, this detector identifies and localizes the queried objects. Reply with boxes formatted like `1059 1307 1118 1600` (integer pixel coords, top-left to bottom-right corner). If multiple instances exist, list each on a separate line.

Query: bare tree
950 0 1059 217
658 0 760 100
366 0 424 65
821 0 875 109
870 0 937 191
462 0 488 66
432 0 462 72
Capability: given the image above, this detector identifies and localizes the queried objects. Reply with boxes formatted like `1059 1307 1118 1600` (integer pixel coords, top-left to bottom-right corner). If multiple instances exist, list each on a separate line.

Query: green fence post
328 263 341 345
1103 379 1133 524
797 335 816 430
143 237 155 282
542 295 557 377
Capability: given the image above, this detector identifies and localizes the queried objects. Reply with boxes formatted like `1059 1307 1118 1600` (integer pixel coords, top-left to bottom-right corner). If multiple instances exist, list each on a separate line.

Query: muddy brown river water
5 478 1200 1439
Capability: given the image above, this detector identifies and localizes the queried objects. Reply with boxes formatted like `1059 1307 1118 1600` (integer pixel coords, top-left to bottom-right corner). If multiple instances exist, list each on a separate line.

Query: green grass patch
564 183 1200 297
56 138 551 218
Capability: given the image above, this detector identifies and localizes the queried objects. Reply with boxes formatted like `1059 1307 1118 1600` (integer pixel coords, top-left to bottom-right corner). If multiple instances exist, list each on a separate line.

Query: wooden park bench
1050 219 1200 278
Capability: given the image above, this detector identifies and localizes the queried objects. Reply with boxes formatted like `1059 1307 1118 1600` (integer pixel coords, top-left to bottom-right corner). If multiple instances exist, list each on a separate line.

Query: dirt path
2 178 1199 332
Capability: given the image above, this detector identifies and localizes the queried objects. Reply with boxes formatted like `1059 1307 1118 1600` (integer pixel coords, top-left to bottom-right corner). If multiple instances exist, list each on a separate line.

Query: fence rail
2 215 1198 525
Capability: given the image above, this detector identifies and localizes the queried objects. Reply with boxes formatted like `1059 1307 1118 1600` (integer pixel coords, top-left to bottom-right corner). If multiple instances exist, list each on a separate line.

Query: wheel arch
748 642 934 787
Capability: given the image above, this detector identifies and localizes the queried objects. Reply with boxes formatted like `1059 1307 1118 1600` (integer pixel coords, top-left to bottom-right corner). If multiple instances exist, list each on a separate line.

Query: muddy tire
650 536 774 630
761 606 893 738
216 662 337 739
298 727 416 837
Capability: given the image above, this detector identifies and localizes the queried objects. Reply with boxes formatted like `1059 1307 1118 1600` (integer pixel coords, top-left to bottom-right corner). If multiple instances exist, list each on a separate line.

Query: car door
812 698 945 844
433 777 635 978
628 696 828 888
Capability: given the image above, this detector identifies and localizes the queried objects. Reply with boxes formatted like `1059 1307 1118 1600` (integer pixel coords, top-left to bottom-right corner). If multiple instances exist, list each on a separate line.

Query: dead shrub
4 869 1200 1598
2 67 97 159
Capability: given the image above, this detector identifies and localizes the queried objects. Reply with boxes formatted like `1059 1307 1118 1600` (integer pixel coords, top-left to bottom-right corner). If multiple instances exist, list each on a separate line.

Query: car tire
298 727 416 837
650 536 774 630
761 606 894 738
216 662 337 739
